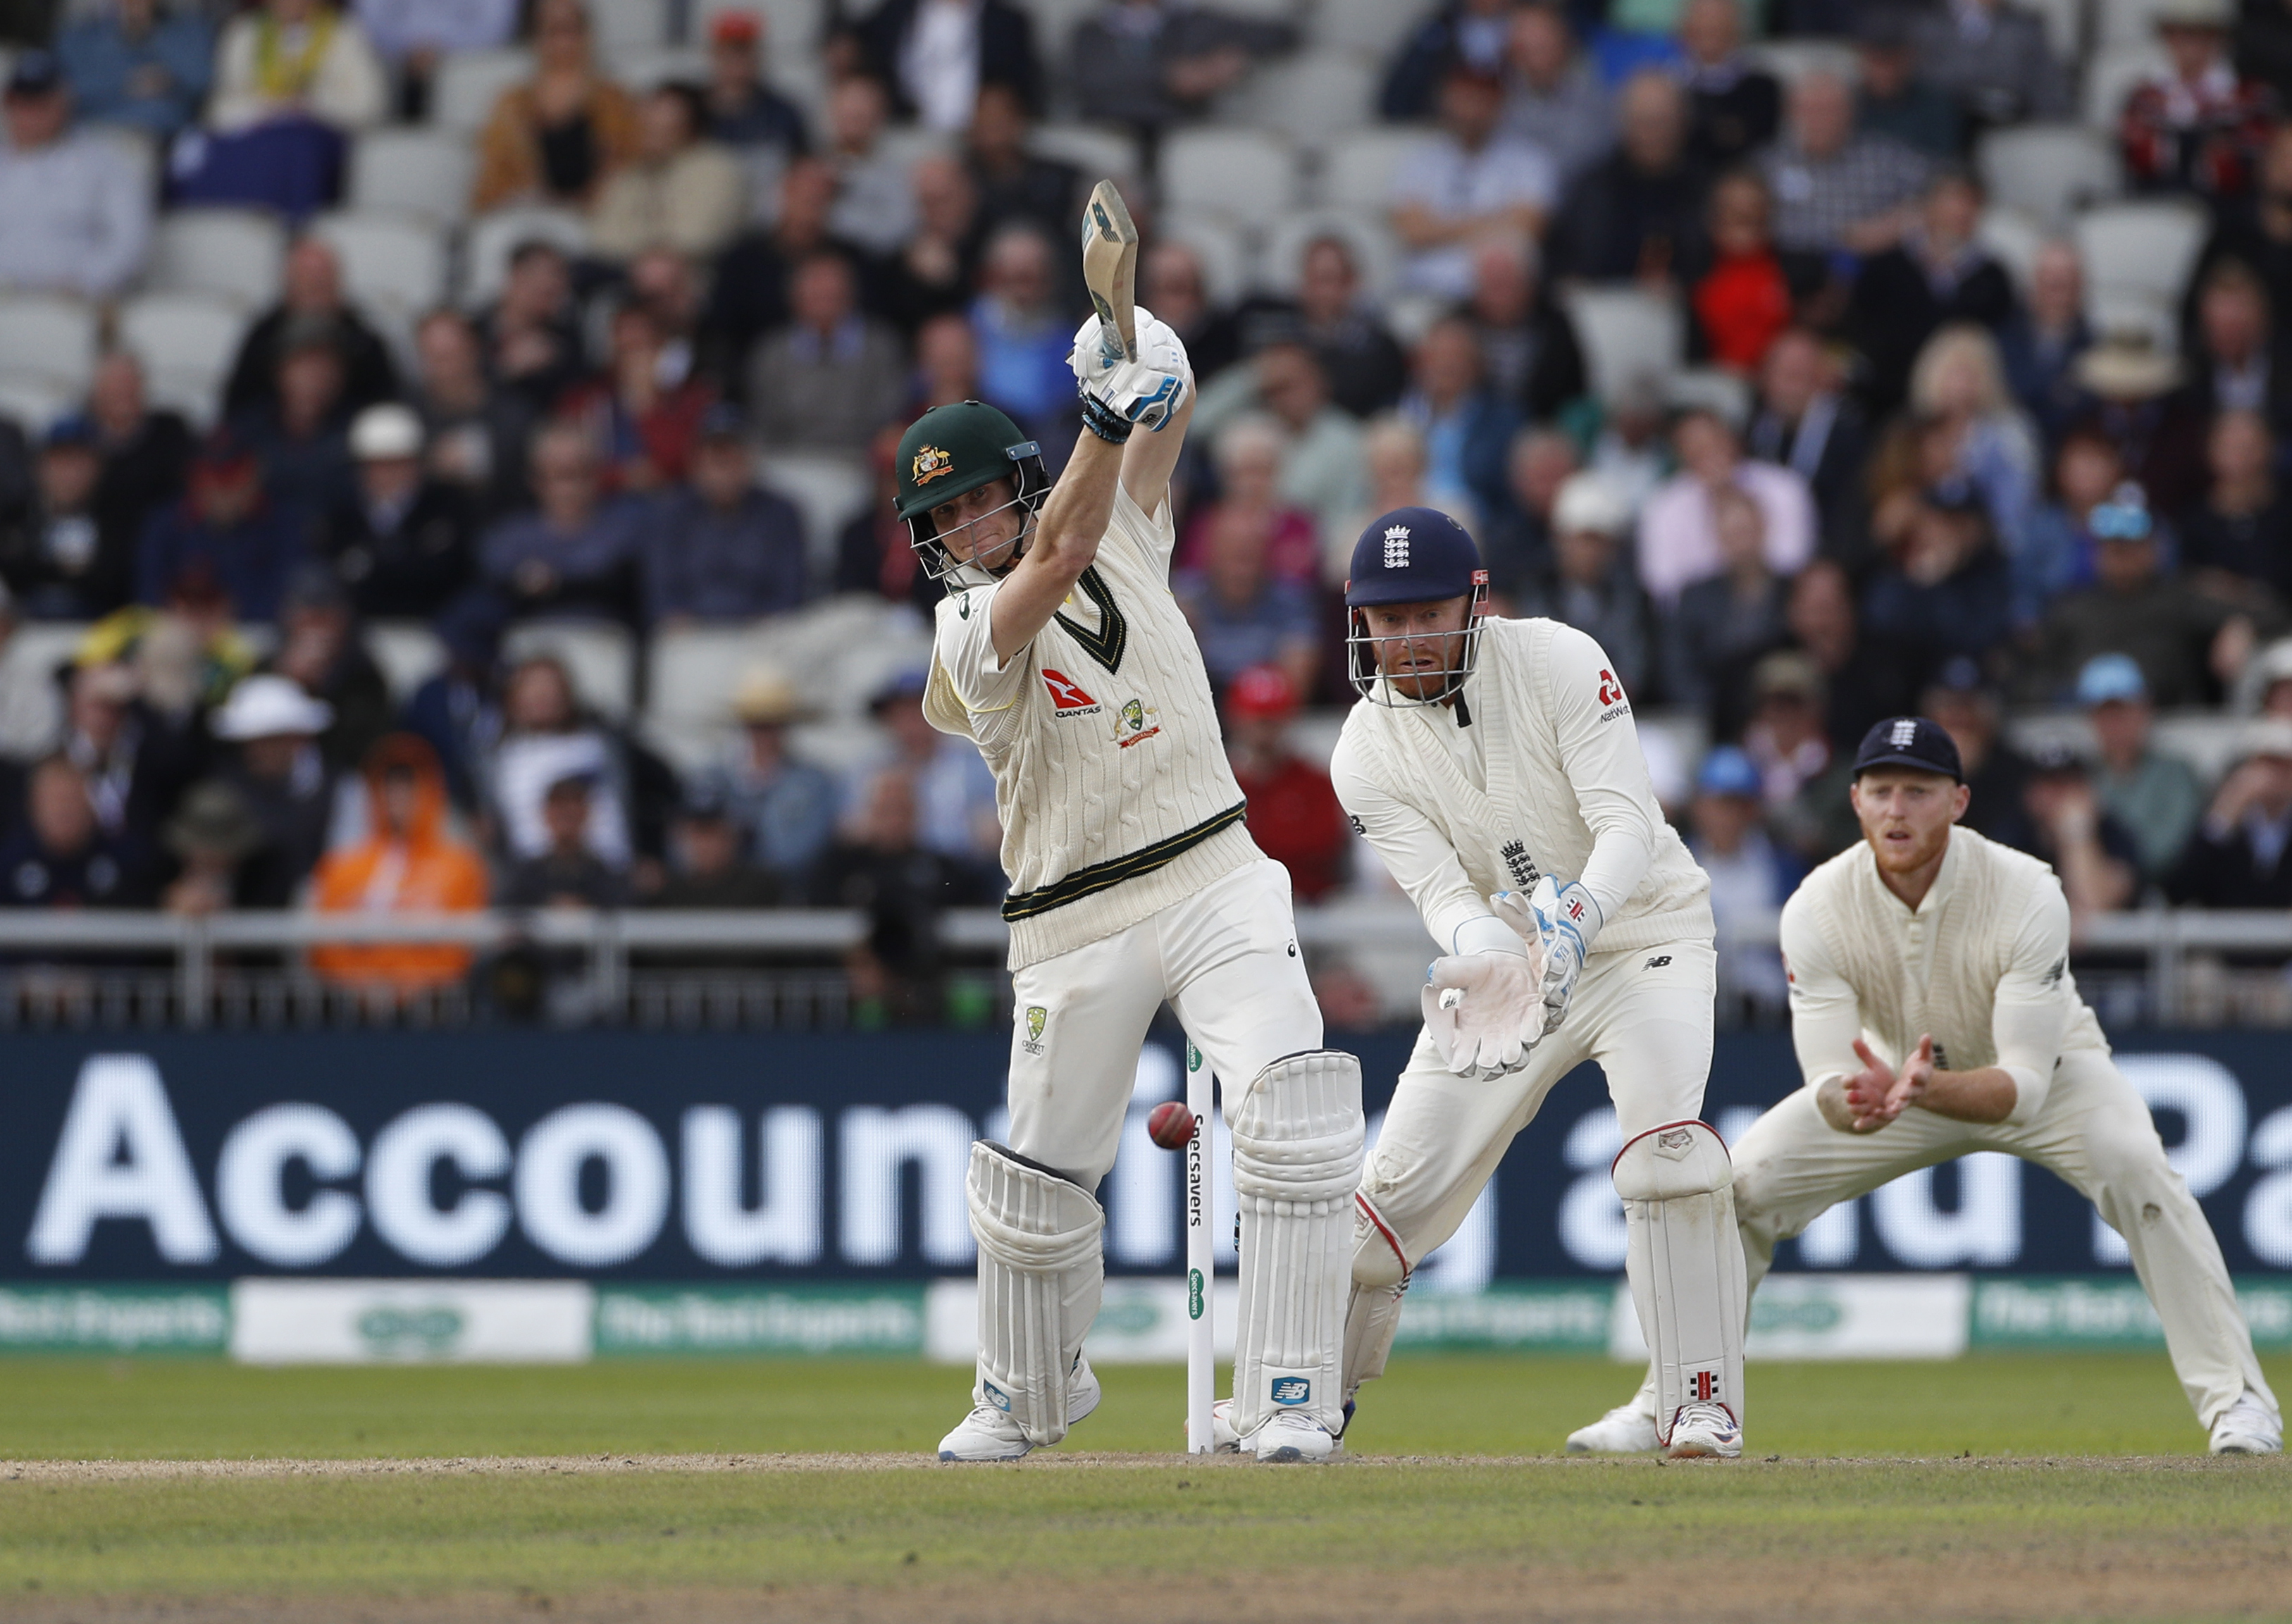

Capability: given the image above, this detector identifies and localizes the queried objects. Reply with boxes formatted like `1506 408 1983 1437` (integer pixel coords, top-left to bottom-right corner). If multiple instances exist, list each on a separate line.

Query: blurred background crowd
0 0 2284 1022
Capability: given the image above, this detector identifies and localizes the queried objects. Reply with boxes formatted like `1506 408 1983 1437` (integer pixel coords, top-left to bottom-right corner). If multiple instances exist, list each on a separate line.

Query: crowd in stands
0 0 2285 1014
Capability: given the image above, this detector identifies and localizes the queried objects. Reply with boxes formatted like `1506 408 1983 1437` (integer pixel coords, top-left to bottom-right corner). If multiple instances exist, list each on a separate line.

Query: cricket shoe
1566 1401 1661 1455
1249 1410 1342 1464
1208 1396 1353 1453
2209 1392 2283 1456
936 1358 1102 1461
1665 1402 1743 1460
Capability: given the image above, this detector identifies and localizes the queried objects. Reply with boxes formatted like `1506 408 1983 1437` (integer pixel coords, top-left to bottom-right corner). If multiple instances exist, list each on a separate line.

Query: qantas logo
1041 669 1101 715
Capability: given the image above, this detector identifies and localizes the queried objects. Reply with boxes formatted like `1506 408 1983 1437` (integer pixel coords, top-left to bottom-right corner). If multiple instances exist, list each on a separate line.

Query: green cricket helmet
894 400 1051 580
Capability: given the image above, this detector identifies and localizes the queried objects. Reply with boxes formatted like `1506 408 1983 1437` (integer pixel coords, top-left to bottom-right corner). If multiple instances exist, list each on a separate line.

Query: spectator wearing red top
2121 0 2279 203
556 305 713 496
1691 168 1793 374
1224 664 1348 904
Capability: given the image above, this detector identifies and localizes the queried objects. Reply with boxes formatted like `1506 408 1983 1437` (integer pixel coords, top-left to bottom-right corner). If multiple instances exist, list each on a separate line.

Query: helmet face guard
905 454 1049 582
1345 569 1492 707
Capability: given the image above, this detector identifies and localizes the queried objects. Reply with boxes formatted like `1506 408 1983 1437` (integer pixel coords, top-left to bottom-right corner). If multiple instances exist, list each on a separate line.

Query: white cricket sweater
925 483 1258 969
1780 826 2109 1126
1329 616 1713 960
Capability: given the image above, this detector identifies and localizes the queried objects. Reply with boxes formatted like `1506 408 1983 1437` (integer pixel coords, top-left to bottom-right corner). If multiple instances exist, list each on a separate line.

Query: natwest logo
1041 669 1101 715
1597 669 1623 707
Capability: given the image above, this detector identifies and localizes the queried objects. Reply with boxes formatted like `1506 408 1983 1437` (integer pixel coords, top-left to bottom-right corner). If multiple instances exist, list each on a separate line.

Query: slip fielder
1329 501 1747 1459
1571 717 2282 1456
906 309 1361 1462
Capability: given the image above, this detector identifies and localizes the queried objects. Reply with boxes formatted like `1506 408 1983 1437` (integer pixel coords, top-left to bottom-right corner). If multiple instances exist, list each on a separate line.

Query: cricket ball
1146 1100 1196 1151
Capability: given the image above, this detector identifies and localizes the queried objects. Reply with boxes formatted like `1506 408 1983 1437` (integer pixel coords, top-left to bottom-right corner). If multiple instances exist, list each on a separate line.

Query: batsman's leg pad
967 1140 1105 1447
1342 1191 1411 1402
1231 1050 1365 1437
1613 1120 1746 1446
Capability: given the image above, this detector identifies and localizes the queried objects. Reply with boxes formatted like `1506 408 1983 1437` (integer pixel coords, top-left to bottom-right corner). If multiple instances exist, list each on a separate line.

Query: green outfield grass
1 1356 2286 1622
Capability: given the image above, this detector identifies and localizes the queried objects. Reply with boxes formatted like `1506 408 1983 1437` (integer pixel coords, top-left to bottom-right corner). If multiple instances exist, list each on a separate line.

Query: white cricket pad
1342 1190 1410 1403
1229 1050 1365 1437
1612 1120 1746 1446
966 1140 1105 1447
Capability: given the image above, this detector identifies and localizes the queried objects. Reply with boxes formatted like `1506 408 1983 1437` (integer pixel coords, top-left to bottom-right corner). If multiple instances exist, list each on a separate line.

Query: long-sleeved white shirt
1330 615 1711 960
1780 826 2109 1127
0 134 151 299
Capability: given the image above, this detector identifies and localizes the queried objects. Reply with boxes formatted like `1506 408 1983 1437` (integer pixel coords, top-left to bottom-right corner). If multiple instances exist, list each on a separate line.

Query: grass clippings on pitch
1 1354 2286 1622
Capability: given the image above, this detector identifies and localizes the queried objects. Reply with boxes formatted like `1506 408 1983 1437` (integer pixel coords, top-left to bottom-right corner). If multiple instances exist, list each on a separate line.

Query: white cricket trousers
1003 858 1324 1187
1718 1049 2276 1428
1361 938 1718 1272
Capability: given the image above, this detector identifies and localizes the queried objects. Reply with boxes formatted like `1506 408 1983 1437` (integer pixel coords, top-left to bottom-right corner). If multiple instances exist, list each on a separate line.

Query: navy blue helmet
1343 507 1490 706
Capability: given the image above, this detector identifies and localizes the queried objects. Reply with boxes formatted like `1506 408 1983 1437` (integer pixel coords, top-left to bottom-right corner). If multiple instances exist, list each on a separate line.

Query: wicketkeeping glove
1496 878 1602 1034
1067 306 1190 433
1421 941 1547 1081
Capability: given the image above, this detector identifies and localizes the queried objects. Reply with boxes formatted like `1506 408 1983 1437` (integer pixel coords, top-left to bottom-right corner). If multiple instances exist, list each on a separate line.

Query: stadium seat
1225 50 1378 147
1559 286 1685 404
117 292 249 428
144 208 287 309
85 123 159 202
2084 42 2167 128
504 620 636 720
755 450 871 575
309 212 450 322
2086 289 2177 351
1744 38 1859 86
645 623 768 771
364 621 449 700
590 0 669 50
2020 0 2085 58
430 47 533 132
1976 204 2048 295
0 375 75 435
1156 212 1252 309
2097 0 2176 47
459 206 591 307
1318 127 1435 212
1256 209 1399 299
347 129 476 225
1206 0 1296 16
1031 123 1141 188
2075 200 2207 318
1668 367 1752 425
612 45 708 90
1 621 89 693
1159 127 1298 221
1017 0 1103 65
1978 124 2121 225
0 294 99 397
1313 0 1426 57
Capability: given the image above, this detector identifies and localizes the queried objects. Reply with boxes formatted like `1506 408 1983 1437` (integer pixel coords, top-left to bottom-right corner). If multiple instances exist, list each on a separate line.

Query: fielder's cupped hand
1821 1034 1935 1133
1067 306 1190 430
1422 947 1547 1081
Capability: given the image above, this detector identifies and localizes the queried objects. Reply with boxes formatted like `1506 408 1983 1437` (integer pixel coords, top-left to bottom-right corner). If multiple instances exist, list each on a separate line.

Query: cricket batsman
905 301 1361 1458
1329 502 1747 1459
1571 717 2282 1457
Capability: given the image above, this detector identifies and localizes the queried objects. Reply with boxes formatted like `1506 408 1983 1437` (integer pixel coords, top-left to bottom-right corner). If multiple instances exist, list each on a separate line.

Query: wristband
1078 392 1134 444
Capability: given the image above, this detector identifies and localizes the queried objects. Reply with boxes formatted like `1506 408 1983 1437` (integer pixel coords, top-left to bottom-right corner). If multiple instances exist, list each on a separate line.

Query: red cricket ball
1146 1100 1196 1151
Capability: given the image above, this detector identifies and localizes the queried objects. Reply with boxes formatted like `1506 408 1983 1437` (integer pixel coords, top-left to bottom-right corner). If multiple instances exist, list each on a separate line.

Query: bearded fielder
907 315 1361 1464
1572 717 2281 1457
1328 502 1745 1459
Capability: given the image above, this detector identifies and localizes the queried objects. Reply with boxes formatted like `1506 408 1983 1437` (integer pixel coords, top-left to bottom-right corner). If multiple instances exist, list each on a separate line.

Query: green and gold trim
1052 566 1128 675
1001 802 1247 922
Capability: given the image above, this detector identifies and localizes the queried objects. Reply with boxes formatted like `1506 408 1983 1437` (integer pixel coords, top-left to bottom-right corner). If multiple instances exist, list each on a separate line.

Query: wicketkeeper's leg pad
1231 1049 1364 1437
1613 1120 1746 1446
1342 1191 1410 1403
967 1140 1105 1447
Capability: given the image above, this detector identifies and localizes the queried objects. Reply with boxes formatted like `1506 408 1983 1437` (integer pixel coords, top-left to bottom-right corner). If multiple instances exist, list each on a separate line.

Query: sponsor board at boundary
8 1277 2289 1363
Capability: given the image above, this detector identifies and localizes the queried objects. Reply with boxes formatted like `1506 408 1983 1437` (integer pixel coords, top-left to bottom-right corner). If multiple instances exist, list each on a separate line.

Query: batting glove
1421 948 1547 1081
1067 306 1190 433
1498 878 1602 1034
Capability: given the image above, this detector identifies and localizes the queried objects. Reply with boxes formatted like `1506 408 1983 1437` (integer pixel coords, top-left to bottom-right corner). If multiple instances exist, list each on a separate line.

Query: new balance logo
1890 718 1919 748
1382 524 1410 569
1645 955 1671 969
1270 1377 1311 1406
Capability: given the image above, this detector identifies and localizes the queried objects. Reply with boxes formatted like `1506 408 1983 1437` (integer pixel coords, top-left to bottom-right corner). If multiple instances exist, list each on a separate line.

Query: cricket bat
1081 178 1139 364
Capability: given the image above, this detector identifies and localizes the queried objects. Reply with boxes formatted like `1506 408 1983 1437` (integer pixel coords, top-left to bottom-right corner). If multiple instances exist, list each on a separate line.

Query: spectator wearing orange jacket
309 733 487 991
